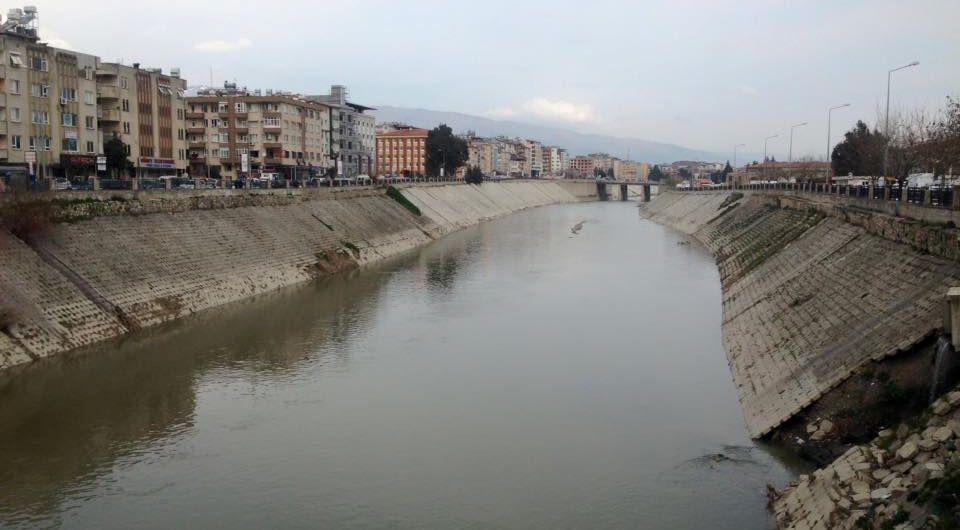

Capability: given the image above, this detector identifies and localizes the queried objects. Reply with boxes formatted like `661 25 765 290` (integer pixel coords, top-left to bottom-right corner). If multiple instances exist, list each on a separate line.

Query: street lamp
734 143 746 169
763 135 779 164
826 103 850 164
788 122 807 162
882 60 919 177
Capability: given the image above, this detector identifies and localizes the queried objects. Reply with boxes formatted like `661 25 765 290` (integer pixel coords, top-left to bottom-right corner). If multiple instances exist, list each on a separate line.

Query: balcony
185 111 204 119
262 124 281 133
0 65 6 79
0 93 6 107
262 157 283 165
188 140 206 149
262 141 282 149
186 126 206 134
0 149 7 159
98 108 120 122
97 85 120 100
0 121 7 135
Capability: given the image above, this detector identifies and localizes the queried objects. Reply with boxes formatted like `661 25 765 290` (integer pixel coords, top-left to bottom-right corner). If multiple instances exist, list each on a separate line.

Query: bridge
594 179 659 202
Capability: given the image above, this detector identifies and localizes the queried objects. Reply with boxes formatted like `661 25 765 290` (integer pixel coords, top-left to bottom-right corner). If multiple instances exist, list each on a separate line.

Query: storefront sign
138 157 176 169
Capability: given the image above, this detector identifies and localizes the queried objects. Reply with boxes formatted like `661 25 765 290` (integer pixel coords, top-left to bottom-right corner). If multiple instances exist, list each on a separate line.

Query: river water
0 201 804 529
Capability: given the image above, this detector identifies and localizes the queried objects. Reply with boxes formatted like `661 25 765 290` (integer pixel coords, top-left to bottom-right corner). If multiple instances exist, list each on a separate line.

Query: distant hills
371 106 722 164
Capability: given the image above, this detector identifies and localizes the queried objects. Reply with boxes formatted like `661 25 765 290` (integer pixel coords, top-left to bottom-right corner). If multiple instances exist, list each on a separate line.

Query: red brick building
376 127 428 176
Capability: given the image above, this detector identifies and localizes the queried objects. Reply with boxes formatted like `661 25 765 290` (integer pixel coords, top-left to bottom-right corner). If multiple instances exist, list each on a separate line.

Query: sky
31 0 960 161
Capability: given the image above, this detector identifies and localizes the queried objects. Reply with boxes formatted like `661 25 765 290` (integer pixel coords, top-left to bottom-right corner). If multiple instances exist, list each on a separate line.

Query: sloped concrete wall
642 191 960 438
0 182 588 371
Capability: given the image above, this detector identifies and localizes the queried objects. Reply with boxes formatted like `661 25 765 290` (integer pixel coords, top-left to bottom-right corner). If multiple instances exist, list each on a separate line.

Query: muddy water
0 202 805 529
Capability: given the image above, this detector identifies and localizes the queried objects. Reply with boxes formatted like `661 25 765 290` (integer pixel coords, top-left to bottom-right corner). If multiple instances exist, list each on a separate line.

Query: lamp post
826 103 850 164
734 143 745 169
882 60 919 178
788 122 807 162
763 135 779 164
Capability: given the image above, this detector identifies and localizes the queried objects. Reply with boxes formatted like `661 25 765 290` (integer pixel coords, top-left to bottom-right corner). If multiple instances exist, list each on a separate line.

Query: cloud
487 98 597 124
193 38 252 53
521 98 596 123
738 84 759 96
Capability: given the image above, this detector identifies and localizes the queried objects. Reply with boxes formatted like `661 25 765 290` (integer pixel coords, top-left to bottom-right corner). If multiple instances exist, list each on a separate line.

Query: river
0 201 805 529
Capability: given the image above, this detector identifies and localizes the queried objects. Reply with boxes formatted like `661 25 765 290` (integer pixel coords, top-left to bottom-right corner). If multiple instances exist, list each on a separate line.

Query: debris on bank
772 389 960 529
571 220 586 234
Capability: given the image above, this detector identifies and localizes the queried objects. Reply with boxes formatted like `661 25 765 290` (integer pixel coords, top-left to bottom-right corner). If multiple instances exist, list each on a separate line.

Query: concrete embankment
641 191 960 440
0 181 596 371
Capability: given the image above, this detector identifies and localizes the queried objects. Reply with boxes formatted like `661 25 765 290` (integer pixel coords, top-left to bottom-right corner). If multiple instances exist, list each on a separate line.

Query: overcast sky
34 0 960 160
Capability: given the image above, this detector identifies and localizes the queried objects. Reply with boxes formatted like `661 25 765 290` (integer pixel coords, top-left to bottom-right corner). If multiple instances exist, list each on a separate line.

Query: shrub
386 186 421 216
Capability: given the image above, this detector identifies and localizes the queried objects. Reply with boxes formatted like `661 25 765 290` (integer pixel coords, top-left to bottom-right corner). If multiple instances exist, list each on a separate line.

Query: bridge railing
674 180 960 211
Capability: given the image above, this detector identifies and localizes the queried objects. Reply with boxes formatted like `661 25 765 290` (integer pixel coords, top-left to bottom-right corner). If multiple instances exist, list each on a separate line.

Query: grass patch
386 186 421 216
340 240 360 254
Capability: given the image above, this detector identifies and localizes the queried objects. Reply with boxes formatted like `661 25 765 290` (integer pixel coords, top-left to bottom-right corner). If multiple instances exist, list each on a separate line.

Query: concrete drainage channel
0 181 597 372
641 190 960 529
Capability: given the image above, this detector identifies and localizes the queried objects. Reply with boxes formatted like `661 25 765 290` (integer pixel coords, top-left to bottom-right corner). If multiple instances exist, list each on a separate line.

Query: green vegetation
386 186 421 216
465 166 484 185
425 124 468 178
340 240 360 253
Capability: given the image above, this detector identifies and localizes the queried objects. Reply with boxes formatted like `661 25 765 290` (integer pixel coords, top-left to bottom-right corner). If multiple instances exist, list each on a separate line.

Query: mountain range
371 106 722 164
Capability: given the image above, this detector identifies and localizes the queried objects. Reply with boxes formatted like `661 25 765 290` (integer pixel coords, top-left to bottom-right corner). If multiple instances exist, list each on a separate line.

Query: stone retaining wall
641 191 960 438
0 181 591 372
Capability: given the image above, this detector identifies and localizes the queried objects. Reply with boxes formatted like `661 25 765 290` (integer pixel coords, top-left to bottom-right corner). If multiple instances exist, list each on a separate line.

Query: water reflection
0 202 805 530
0 260 409 526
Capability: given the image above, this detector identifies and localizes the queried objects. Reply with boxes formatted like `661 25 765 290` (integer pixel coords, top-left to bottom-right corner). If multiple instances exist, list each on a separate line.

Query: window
10 136 21 150
9 108 20 122
30 56 48 71
235 102 247 113
60 88 77 101
120 77 128 89
84 91 94 105
9 79 19 94
121 99 130 112
86 140 95 153
218 147 230 158
123 122 130 134
62 137 78 152
31 110 49 124
85 116 95 129
9 52 23 67
62 113 76 127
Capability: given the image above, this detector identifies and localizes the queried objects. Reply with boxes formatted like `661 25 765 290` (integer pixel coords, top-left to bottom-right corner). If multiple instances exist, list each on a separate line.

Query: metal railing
675 180 960 210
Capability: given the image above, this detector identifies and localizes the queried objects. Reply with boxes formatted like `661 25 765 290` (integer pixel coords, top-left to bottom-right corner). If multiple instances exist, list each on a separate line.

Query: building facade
375 126 428 176
308 85 375 178
186 84 331 181
0 18 101 183
570 156 594 177
97 62 188 177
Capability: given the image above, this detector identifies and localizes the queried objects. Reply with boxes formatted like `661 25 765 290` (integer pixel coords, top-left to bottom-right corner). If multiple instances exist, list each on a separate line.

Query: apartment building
308 85 375 177
0 11 100 184
520 139 543 178
186 84 331 181
541 146 565 176
96 62 188 177
375 125 428 176
570 156 594 177
612 159 649 181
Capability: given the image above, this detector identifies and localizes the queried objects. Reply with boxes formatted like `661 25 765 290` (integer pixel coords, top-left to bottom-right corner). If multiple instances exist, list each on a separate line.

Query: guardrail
677 181 960 210
0 175 526 194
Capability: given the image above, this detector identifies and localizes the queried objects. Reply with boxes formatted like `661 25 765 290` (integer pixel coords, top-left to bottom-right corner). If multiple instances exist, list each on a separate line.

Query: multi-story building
308 86 375 178
375 125 428 176
186 84 331 181
520 139 543 178
541 146 564 176
612 160 650 182
0 8 101 184
570 156 595 177
96 62 188 177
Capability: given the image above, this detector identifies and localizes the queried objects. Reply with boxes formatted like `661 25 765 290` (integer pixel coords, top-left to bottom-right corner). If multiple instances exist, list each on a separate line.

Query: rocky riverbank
773 388 960 529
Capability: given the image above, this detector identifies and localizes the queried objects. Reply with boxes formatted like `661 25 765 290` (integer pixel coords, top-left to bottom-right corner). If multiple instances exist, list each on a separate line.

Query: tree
607 165 615 180
425 124 468 178
712 161 733 183
831 120 886 178
648 165 663 182
103 134 129 178
465 166 484 185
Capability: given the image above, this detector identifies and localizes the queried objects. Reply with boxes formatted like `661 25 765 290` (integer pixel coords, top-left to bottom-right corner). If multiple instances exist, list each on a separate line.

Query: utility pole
734 144 745 169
